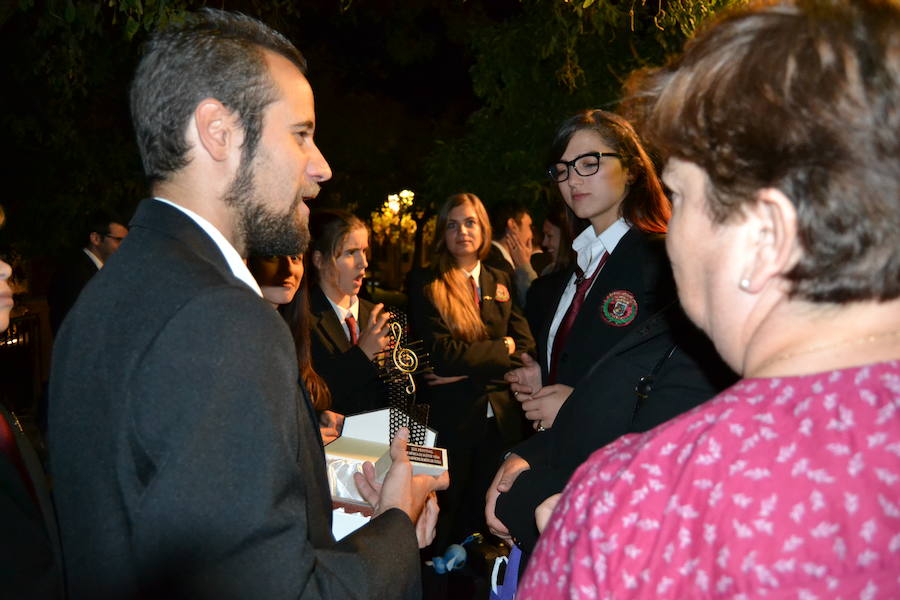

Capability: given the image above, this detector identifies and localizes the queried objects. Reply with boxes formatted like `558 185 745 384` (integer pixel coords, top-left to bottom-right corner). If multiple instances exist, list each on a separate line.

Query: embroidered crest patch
494 283 511 302
601 290 638 327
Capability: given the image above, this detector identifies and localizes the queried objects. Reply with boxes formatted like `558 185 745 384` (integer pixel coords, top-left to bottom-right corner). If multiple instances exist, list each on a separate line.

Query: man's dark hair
489 201 529 240
645 0 899 302
130 9 307 183
84 210 122 241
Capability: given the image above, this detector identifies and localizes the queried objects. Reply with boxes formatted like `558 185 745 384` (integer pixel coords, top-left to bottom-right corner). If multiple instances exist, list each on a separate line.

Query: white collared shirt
325 294 360 342
152 197 262 297
545 218 631 367
83 247 103 270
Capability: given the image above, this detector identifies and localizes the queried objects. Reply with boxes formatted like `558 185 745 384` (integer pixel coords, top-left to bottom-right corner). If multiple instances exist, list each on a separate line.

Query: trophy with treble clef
375 309 432 445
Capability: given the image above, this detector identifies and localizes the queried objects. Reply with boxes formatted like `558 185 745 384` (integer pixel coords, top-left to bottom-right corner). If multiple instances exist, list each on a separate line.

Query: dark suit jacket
482 244 515 283
309 285 385 415
497 229 737 553
407 264 536 447
48 199 420 599
526 228 675 385
496 304 735 552
47 249 99 335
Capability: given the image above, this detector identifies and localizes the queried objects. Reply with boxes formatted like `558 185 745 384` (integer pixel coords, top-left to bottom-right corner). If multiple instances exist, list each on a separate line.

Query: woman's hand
484 453 531 543
423 372 469 386
520 384 573 429
535 493 561 534
357 303 392 360
505 353 542 401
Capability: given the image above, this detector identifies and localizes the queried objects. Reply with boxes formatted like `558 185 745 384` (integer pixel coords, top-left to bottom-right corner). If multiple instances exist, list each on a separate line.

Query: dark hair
278 277 332 412
308 209 367 284
489 201 529 240
544 200 575 273
130 8 307 183
247 256 332 412
646 0 900 302
548 109 670 235
84 210 126 241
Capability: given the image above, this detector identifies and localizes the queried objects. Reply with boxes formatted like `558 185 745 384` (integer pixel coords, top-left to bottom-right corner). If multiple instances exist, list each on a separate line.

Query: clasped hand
484 452 531 543
353 427 450 548
505 353 572 429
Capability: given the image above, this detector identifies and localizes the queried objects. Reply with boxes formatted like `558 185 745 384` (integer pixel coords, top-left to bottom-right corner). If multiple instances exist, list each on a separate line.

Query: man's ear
311 250 324 271
88 232 103 248
193 99 239 163
739 188 800 293
506 217 518 235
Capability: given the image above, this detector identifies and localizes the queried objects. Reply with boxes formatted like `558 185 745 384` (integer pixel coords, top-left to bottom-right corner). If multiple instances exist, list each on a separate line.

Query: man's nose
307 142 332 183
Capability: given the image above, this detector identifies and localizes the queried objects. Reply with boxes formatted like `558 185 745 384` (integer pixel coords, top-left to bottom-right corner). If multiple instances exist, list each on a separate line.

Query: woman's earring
739 278 751 290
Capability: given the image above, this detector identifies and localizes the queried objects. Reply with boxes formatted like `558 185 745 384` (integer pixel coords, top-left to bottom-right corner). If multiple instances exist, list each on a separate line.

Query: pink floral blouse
520 361 900 599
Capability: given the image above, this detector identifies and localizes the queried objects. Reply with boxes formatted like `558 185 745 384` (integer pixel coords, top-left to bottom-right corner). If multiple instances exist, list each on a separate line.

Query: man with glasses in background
47 210 128 335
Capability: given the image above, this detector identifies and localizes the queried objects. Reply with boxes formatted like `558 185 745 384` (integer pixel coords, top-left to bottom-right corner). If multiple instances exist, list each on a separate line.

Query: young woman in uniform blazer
486 110 735 555
308 210 392 416
407 193 535 552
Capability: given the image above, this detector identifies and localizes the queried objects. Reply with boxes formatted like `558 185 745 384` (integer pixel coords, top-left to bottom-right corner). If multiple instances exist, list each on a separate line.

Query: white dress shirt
545 218 631 367
152 197 262 297
325 294 360 342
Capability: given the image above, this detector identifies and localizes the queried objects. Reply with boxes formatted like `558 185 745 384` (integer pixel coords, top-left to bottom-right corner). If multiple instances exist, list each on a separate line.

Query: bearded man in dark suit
48 9 446 599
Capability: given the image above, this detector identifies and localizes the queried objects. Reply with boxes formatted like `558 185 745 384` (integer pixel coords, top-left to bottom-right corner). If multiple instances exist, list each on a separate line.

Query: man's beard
224 154 311 257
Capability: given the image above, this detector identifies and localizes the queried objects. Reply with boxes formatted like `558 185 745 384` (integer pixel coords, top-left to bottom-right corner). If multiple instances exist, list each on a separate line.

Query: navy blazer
527 228 675 385
49 199 420 599
407 264 536 446
309 285 386 415
498 229 736 554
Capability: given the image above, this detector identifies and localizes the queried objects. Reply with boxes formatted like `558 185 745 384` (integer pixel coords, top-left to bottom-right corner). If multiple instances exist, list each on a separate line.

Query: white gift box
324 408 448 503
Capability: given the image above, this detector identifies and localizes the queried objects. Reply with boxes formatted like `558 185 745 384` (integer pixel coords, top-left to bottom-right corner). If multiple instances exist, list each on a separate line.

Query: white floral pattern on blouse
520 361 900 599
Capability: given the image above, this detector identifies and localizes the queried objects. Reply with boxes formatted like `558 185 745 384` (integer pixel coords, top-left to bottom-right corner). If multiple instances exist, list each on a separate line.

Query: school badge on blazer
601 290 638 327
494 283 511 302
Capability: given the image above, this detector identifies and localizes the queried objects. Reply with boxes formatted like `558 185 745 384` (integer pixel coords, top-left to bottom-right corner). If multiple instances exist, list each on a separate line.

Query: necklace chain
752 328 900 375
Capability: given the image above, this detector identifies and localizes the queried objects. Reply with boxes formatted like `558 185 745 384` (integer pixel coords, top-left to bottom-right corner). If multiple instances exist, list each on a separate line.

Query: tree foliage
422 0 744 218
0 0 742 263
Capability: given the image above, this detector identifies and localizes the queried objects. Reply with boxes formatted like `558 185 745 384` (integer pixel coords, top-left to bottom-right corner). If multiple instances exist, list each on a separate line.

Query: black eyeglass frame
547 151 622 183
103 234 125 242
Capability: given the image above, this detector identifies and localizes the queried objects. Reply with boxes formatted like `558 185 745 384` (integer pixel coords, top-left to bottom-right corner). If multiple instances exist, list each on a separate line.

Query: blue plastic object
431 544 466 574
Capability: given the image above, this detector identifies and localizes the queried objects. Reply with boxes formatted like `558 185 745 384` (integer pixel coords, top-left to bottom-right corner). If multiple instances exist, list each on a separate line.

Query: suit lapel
479 266 509 337
311 286 352 351
567 229 648 356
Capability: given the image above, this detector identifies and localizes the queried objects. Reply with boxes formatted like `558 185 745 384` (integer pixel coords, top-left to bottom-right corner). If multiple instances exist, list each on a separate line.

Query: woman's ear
738 188 801 293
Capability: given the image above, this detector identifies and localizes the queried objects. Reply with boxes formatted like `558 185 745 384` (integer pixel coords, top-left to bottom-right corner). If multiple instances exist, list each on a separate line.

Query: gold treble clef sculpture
390 321 418 395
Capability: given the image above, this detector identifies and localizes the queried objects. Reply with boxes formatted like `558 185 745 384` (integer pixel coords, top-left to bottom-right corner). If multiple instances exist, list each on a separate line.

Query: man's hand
505 353 542 401
484 453 531 543
415 492 440 548
535 493 561 534
504 230 531 269
520 384 572 429
357 303 392 360
354 427 450 547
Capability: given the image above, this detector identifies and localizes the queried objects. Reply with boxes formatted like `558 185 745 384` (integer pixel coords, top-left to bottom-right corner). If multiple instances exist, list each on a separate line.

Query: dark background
0 0 736 270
